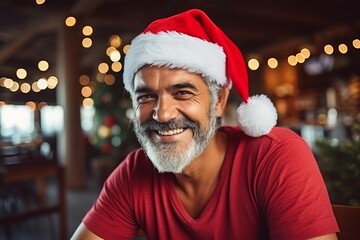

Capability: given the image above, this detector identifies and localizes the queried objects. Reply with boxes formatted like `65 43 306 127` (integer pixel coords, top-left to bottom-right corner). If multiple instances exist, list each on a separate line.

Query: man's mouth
157 128 185 136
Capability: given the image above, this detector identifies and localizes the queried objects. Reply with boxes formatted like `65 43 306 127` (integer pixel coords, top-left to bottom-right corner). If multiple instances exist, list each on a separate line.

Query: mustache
140 118 199 131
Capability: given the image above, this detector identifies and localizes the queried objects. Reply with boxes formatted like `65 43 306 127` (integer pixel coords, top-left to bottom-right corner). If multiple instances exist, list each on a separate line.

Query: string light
123 44 131 54
98 63 109 74
47 76 58 89
10 82 19 92
244 37 357 70
20 83 31 93
109 50 121 62
37 78 48 90
81 86 92 98
0 32 358 97
38 60 49 71
353 39 360 49
32 82 41 92
324 44 334 55
16 68 27 79
82 98 94 108
109 35 122 48
79 75 90 86
338 43 348 54
82 37 92 48
35 0 46 5
267 58 278 69
300 48 311 59
82 26 93 36
111 62 122 72
65 16 76 27
288 55 297 66
248 58 260 71
104 74 115 85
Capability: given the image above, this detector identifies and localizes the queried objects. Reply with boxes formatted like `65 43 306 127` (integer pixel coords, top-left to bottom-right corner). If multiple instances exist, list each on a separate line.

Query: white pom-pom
236 94 278 137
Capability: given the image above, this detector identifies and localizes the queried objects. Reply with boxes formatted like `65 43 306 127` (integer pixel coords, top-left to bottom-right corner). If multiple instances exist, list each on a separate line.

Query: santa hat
123 9 277 137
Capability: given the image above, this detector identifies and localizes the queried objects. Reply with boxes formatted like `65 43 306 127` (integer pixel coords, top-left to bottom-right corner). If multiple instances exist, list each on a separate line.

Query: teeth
158 128 184 136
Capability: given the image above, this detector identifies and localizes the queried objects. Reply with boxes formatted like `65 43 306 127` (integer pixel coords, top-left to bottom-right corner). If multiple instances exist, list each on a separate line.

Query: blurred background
0 0 359 239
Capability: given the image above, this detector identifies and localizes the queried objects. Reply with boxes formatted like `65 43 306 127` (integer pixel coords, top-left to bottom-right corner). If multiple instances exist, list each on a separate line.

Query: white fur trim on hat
123 31 227 92
236 94 278 137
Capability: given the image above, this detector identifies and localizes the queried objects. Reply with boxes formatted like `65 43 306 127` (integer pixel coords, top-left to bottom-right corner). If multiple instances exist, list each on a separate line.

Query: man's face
132 66 218 173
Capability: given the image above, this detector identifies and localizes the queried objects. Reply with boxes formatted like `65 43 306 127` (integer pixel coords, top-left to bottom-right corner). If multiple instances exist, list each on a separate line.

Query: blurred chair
0 161 67 240
332 204 360 240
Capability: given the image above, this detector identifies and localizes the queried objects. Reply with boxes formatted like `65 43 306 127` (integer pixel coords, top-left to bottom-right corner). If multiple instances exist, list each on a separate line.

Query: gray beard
133 107 218 173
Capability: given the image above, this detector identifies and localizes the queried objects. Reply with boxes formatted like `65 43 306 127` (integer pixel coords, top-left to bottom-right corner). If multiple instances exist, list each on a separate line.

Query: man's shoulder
219 125 303 146
266 126 302 142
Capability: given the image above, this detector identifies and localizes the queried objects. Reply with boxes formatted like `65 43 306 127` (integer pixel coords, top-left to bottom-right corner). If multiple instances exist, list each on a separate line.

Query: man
71 9 339 240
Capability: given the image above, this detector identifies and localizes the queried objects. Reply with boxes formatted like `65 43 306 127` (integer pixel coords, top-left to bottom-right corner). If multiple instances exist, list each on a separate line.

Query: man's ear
215 86 230 117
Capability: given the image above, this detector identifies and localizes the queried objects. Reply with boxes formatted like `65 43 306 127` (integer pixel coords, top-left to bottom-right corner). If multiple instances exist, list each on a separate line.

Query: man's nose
152 96 177 123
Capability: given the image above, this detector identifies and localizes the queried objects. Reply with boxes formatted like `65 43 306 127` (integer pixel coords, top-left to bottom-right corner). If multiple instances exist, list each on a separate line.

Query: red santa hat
123 9 277 137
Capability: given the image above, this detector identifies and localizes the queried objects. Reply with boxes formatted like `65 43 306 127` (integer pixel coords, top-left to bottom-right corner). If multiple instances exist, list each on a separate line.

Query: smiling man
71 9 339 240
132 67 222 174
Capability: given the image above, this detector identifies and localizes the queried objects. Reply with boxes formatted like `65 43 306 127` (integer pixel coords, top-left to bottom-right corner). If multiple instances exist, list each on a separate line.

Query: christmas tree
88 35 139 165
315 121 360 206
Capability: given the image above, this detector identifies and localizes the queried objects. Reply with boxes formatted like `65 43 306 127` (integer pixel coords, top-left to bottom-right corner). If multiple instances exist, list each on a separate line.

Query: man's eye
175 91 193 98
137 94 155 103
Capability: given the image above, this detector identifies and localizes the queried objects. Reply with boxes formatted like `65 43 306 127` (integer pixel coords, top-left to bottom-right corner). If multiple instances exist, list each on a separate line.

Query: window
40 105 63 136
0 105 35 143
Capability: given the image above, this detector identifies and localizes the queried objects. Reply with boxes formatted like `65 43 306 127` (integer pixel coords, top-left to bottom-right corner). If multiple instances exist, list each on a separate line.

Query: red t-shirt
83 126 339 239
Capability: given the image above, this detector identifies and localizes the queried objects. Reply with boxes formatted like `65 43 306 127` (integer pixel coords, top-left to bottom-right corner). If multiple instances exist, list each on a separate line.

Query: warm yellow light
47 76 58 89
98 63 109 74
98 125 111 138
324 44 334 55
0 77 6 87
81 86 92 97
123 44 131 54
82 98 94 108
16 68 27 79
300 48 311 59
109 35 122 48
247 58 259 71
65 16 76 27
296 53 305 63
0 101 6 106
287 55 297 66
104 74 115 85
110 50 121 62
96 73 105 82
267 58 278 69
338 43 348 54
36 0 46 5
26 101 36 111
353 39 360 49
3 78 14 88
32 82 41 92
79 74 90 85
82 26 93 36
111 62 122 72
38 60 49 71
82 37 92 48
106 46 116 56
20 83 31 93
10 82 19 92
